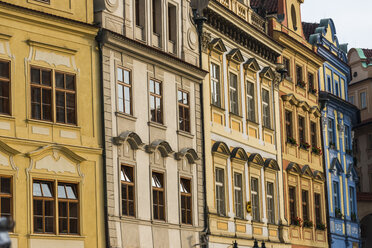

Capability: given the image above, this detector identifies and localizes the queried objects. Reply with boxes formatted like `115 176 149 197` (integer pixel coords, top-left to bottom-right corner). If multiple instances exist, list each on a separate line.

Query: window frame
310 121 317 147
152 171 165 221
333 181 340 211
57 182 79 235
215 167 226 216
266 181 275 224
251 177 260 222
283 57 291 78
262 88 271 128
246 81 256 122
349 186 355 214
0 176 12 221
233 172 244 219
360 91 367 109
328 118 335 147
296 65 303 84
285 110 293 139
302 190 309 221
0 59 11 115
314 193 322 226
298 115 306 143
180 177 192 225
178 89 190 132
121 165 135 217
289 186 297 224
116 67 133 115
149 79 163 124
229 72 239 115
308 72 314 91
55 70 77 125
210 63 221 107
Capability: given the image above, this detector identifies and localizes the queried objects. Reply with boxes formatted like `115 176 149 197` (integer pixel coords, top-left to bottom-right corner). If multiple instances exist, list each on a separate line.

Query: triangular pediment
310 107 321 118
346 164 359 182
301 165 314 178
226 48 244 63
209 38 227 54
287 162 301 174
282 94 299 106
313 170 325 181
243 58 260 72
259 67 275 80
298 101 311 111
330 158 344 174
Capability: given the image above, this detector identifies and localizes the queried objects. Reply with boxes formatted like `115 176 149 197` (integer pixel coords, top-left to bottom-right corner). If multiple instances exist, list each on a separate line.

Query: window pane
59 218 68 233
41 183 53 197
31 87 41 103
58 185 66 199
66 75 75 90
149 80 154 93
155 82 160 95
34 199 43 215
0 62 9 78
66 186 77 199
45 200 54 217
70 202 78 217
34 216 43 232
31 68 40 84
70 218 78 234
0 178 10 194
33 183 42 197
45 217 54 233
41 70 51 86
1 198 11 216
59 202 68 217
123 70 130 85
55 73 64 88
117 68 123 82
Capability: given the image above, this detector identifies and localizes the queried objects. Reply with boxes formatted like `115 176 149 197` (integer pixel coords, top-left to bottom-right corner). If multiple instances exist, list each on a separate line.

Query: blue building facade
304 19 360 248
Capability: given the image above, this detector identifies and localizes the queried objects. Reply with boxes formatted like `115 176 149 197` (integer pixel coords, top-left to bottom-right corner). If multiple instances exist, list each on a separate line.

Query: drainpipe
193 8 209 248
96 29 110 248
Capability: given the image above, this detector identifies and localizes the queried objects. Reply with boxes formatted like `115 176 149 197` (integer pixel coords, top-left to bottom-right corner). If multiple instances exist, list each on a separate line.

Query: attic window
291 5 297 31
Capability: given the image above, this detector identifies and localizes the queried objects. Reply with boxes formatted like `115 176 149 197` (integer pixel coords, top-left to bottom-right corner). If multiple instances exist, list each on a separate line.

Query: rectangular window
333 181 339 210
296 65 303 84
229 73 239 115
215 168 225 215
251 177 260 221
327 77 332 93
149 80 163 124
283 57 291 78
285 111 293 139
328 118 335 146
246 82 255 122
289 186 296 224
180 178 192 225
58 183 79 234
33 180 55 233
314 193 321 225
360 91 367 109
308 72 314 90
152 0 161 35
234 173 244 219
178 90 190 132
31 67 77 124
168 4 176 43
262 89 270 128
121 165 135 217
31 67 52 121
267 182 275 224
349 186 355 214
349 95 355 105
117 68 132 115
310 121 317 147
298 116 305 143
302 190 309 220
210 63 221 107
335 81 340 97
135 0 145 27
345 125 350 151
0 61 10 115
0 176 12 220
152 172 165 220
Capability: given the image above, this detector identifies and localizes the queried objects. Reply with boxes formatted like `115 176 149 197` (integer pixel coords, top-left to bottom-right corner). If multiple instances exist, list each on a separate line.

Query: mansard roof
230 147 249 161
212 141 230 156
250 0 278 15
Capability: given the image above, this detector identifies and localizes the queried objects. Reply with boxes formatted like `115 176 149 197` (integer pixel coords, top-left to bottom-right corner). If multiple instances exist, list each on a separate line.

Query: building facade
0 0 104 248
200 1 290 247
304 19 360 248
348 48 372 248
94 0 207 247
262 0 328 247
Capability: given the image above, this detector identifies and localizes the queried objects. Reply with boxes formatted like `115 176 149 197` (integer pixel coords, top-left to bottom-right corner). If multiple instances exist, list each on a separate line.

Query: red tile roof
250 0 278 14
302 22 319 42
362 49 372 59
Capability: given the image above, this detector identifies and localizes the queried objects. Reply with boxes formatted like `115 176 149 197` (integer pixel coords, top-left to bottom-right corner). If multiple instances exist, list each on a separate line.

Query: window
283 57 291 78
229 73 239 115
135 0 145 28
33 180 79 234
314 193 321 225
289 186 296 224
349 186 355 214
152 0 161 35
251 177 260 221
308 72 314 90
310 121 317 147
117 67 132 115
328 118 335 146
121 166 135 217
327 77 332 93
215 168 225 215
180 178 192 225
168 4 176 43
178 90 190 132
349 95 355 105
267 182 275 224
31 67 77 124
333 181 340 210
291 4 297 30
296 65 303 84
345 125 350 152
262 89 270 128
0 176 12 220
302 190 309 220
360 91 367 109
335 81 339 97
58 183 79 234
0 61 10 115
210 63 221 107
152 172 165 220
149 80 163 124
246 82 255 122
298 116 305 143
234 173 244 219
285 111 293 139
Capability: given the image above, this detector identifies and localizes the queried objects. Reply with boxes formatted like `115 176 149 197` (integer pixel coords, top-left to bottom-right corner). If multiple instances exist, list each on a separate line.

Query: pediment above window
264 158 280 171
282 94 299 106
286 162 301 174
243 58 260 72
146 140 174 157
259 67 275 81
226 48 244 64
113 131 144 149
301 165 314 178
175 148 199 164
212 141 230 157
230 147 248 162
0 140 20 172
208 38 227 54
248 153 264 166
346 164 358 182
329 158 344 175
313 170 325 181
310 107 321 118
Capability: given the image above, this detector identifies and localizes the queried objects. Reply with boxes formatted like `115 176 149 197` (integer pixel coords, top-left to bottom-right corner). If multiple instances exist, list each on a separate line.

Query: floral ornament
311 146 322 155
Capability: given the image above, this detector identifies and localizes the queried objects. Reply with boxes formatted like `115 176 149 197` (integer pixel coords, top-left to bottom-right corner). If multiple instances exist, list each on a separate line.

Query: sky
301 0 372 51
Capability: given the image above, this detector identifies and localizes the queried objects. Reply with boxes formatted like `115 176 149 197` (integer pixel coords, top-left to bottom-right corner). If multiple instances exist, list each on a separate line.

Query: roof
362 48 372 59
250 0 278 14
302 22 319 42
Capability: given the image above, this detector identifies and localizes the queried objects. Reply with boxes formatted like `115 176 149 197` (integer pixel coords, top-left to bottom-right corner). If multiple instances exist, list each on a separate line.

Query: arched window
291 5 297 31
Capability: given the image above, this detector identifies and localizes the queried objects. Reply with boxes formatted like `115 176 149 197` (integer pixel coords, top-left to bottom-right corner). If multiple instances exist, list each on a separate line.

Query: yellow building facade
0 1 104 248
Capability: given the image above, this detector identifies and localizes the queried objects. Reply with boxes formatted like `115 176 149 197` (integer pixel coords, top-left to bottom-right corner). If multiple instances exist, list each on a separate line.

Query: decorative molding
230 147 248 162
248 153 264 166
201 32 211 52
113 131 144 149
145 140 174 157
243 58 260 72
212 141 231 156
209 38 227 54
226 48 244 63
175 148 199 164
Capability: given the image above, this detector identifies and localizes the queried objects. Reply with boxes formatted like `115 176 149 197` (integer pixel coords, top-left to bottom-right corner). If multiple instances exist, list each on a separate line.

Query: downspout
96 29 110 248
193 11 209 248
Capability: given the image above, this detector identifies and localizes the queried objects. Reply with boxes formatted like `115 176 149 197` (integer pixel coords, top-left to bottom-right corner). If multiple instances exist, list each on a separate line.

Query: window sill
211 104 225 111
177 130 194 139
263 126 274 132
28 233 86 239
148 121 167 130
115 112 137 121
26 119 81 130
0 113 14 120
229 112 243 119
246 119 259 125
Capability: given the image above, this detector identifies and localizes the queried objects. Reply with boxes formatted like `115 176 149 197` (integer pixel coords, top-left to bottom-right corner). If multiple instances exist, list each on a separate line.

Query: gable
330 157 344 174
209 38 227 54
259 66 275 80
243 58 260 72
226 48 244 64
